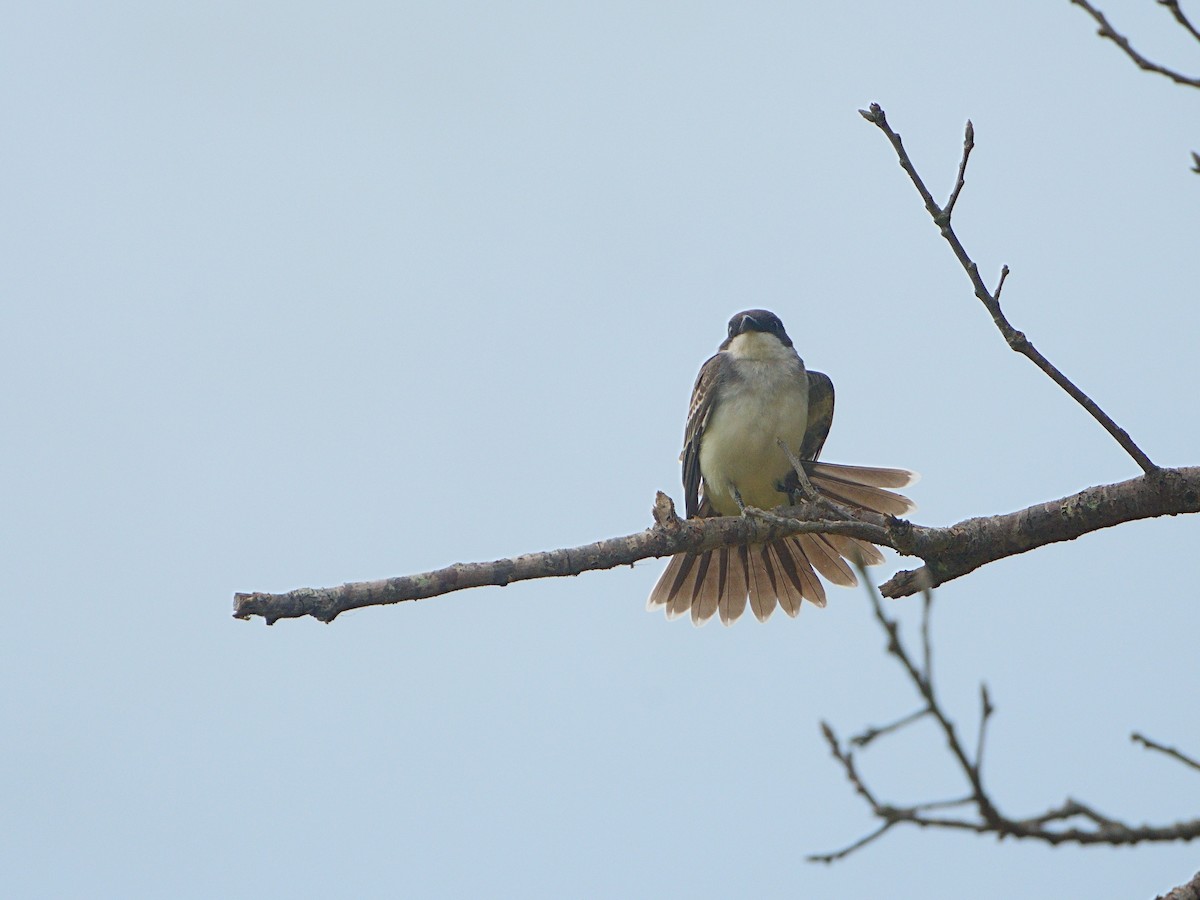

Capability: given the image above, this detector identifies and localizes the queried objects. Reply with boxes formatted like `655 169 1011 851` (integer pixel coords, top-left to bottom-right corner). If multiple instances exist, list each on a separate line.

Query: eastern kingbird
648 309 916 625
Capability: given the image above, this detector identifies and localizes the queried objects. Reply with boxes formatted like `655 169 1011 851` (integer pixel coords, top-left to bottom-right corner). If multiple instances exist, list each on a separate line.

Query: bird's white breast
699 334 808 516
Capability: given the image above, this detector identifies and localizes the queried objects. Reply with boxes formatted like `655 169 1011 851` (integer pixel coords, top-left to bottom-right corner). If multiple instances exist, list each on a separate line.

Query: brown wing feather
681 353 729 518
800 370 835 461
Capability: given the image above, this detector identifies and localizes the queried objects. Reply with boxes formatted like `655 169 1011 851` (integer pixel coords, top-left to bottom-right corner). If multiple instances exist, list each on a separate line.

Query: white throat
724 330 796 362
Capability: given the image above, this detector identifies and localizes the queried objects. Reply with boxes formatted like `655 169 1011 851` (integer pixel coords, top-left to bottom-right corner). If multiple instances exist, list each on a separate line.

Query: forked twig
859 102 1157 474
809 570 1200 862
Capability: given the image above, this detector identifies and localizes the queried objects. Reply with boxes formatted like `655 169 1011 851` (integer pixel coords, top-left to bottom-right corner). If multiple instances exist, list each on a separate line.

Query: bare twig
920 588 933 685
1159 0 1200 44
811 570 1200 861
234 467 1200 622
943 119 974 218
859 567 997 822
859 102 1158 473
777 437 823 503
1133 732 1200 773
974 683 995 776
820 721 881 809
850 707 929 748
1070 0 1200 88
807 816 895 864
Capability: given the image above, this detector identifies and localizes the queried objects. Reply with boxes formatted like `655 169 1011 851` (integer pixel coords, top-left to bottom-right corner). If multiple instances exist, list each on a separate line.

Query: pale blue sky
4 2 1199 897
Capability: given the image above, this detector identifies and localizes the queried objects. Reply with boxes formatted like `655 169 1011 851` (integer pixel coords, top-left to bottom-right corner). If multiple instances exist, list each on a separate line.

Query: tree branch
810 570 1200 862
1159 0 1200 45
234 467 1200 623
1070 0 1200 88
859 102 1158 473
232 493 888 624
877 466 1200 598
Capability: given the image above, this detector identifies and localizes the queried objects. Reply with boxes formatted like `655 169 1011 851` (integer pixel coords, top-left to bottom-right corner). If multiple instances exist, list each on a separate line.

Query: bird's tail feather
647 462 915 625
805 460 918 518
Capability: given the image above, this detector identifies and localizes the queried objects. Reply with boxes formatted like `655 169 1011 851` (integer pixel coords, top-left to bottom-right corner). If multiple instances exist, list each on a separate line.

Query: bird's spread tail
647 462 916 625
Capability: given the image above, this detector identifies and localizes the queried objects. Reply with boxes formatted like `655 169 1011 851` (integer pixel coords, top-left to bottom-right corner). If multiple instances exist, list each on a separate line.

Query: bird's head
720 309 795 355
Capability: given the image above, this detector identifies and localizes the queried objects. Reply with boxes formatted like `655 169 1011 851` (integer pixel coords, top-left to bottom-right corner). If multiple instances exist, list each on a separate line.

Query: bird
647 309 916 626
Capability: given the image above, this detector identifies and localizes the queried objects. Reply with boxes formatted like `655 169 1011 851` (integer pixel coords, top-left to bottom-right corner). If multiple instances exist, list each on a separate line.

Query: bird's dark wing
800 369 835 461
681 352 729 518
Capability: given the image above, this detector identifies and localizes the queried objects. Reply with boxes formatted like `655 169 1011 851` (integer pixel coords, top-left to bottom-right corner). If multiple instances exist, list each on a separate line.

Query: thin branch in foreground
850 707 929 749
858 102 1158 474
807 816 894 865
811 573 1200 864
1070 0 1200 88
809 570 1200 862
1133 732 1200 773
920 588 933 686
974 682 995 777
